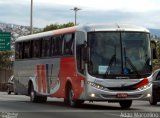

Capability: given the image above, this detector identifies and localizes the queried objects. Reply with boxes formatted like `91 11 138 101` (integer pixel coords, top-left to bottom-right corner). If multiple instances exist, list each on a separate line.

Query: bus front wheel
66 85 84 107
119 100 132 109
149 95 157 105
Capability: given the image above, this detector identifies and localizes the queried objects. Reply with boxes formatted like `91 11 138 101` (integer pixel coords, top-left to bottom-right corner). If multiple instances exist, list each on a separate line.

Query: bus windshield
88 32 151 79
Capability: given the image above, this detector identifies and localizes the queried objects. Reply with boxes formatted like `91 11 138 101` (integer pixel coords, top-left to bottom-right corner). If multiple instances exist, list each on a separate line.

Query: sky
0 0 160 29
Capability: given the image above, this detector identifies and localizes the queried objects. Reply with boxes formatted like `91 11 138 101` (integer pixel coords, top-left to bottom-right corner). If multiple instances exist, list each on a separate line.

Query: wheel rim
69 89 74 105
30 90 35 101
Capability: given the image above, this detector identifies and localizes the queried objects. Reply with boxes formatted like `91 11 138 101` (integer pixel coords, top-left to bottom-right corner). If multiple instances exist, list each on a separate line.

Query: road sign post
0 32 11 51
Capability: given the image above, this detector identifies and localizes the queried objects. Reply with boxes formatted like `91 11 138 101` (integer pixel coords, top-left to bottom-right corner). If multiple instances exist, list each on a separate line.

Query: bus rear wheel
7 88 11 95
119 100 132 109
30 84 38 102
30 84 47 103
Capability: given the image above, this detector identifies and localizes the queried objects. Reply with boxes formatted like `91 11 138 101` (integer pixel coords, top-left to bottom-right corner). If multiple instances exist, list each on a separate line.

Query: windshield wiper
105 54 116 75
105 46 117 75
125 57 141 78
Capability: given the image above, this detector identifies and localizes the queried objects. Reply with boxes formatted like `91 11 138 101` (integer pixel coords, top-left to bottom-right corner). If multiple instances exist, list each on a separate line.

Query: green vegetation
0 51 13 70
43 22 74 32
153 41 160 70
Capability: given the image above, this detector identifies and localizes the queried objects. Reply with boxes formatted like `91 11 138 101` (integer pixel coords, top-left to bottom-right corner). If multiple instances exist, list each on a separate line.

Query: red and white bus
14 24 153 108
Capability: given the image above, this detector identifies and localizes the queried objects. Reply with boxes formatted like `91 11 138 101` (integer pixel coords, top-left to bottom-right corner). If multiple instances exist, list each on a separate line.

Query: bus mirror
80 46 89 71
82 47 87 61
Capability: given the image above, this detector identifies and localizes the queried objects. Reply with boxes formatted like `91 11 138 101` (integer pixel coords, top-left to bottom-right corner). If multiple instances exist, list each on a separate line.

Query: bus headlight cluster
87 81 105 90
137 83 152 91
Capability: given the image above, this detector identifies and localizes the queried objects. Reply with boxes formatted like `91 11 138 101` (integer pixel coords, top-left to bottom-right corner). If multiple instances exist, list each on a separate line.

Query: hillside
149 28 160 38
0 23 42 45
0 22 159 44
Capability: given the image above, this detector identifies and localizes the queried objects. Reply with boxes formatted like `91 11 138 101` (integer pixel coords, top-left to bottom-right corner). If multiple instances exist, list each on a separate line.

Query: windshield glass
88 32 151 79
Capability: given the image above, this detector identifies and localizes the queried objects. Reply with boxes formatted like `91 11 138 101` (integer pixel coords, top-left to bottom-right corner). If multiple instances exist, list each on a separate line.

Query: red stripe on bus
133 78 149 89
51 57 84 99
36 65 41 93
41 64 47 93
53 27 76 36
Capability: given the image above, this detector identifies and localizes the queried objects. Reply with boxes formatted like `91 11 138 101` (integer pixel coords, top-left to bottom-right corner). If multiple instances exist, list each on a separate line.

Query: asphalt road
0 92 160 118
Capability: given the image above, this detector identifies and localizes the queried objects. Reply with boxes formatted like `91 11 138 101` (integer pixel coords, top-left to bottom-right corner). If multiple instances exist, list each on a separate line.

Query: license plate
117 93 128 98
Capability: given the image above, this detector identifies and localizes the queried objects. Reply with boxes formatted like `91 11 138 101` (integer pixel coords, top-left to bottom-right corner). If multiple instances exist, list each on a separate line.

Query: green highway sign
0 32 11 51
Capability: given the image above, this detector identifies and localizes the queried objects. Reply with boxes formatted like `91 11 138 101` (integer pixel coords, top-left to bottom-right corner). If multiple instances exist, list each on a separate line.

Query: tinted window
15 42 23 59
88 32 121 75
88 32 151 78
51 36 63 56
24 41 31 58
32 39 41 58
15 43 20 59
63 33 74 55
42 37 51 57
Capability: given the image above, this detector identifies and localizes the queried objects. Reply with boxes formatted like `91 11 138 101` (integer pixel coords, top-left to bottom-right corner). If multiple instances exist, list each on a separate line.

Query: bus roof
16 24 150 42
79 24 150 32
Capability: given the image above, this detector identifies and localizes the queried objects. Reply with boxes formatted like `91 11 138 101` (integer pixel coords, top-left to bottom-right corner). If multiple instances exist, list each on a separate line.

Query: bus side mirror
82 47 90 62
80 43 90 71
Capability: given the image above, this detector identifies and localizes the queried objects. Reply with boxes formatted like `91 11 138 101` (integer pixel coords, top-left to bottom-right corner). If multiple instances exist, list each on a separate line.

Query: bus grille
107 87 137 91
101 94 142 99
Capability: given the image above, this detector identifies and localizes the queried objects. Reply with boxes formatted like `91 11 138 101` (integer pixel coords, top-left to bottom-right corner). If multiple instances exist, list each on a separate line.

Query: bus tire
68 86 76 107
7 88 11 95
67 85 84 107
30 84 47 103
149 96 157 105
39 96 47 103
30 84 38 102
14 92 18 95
119 100 132 109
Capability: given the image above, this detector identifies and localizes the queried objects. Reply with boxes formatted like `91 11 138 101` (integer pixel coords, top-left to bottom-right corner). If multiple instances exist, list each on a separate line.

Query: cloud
32 0 160 12
0 0 160 29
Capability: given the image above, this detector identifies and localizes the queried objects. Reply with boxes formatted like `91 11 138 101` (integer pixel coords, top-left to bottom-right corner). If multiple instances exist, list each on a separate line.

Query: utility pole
71 7 81 25
30 0 33 34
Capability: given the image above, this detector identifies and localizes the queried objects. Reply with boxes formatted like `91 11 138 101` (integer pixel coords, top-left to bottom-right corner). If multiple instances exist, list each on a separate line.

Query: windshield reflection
88 32 151 78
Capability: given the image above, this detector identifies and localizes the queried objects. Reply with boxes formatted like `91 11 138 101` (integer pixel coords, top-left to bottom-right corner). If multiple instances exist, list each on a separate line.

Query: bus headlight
90 93 96 97
137 83 151 91
87 81 105 90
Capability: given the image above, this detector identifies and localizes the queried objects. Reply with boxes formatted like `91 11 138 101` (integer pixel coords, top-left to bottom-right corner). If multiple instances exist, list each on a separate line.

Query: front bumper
82 84 152 101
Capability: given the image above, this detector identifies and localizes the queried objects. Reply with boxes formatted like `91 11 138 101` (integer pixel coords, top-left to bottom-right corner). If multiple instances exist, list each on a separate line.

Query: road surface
0 92 159 118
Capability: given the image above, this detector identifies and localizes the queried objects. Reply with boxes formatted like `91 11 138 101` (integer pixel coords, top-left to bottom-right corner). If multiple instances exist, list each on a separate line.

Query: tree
0 51 13 70
43 22 74 32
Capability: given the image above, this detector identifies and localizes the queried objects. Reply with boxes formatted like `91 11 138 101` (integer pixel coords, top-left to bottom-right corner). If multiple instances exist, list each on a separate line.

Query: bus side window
19 42 23 59
15 43 20 59
32 39 41 58
51 36 62 56
24 41 31 59
58 37 63 56
42 37 51 57
63 33 74 56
